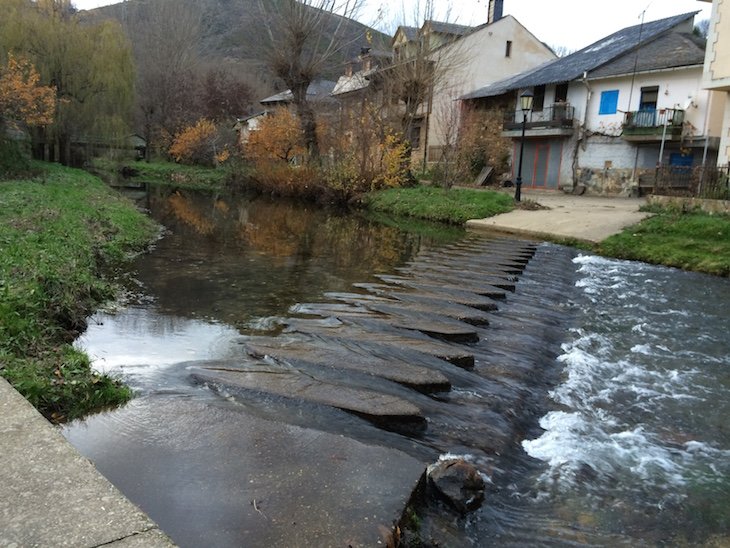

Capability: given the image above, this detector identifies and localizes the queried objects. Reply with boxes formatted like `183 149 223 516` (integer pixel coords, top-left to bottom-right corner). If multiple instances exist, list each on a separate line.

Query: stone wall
648 195 730 215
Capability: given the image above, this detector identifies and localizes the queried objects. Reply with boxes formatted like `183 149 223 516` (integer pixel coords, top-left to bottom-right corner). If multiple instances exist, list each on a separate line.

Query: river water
64 188 730 546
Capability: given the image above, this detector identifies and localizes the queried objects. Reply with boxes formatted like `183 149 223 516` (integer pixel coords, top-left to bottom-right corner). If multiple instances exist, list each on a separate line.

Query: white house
331 0 556 167
700 0 730 166
463 12 723 195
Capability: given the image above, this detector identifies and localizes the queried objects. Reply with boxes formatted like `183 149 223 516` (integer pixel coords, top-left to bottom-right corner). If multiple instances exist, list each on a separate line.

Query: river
64 188 730 546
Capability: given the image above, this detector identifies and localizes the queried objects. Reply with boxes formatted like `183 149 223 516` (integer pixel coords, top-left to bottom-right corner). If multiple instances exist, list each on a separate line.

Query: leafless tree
255 0 365 163
123 0 202 160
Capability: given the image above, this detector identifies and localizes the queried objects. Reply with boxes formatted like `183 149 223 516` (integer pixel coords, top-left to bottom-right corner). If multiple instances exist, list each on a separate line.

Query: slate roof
260 80 337 105
425 20 474 36
589 32 705 78
462 11 699 100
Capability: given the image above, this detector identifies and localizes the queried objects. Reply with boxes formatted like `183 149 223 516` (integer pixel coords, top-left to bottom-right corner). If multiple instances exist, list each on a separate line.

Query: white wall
427 15 555 154
585 67 713 137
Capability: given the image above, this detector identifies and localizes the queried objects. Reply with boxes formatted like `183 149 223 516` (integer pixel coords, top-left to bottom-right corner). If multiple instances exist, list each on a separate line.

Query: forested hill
88 0 391 98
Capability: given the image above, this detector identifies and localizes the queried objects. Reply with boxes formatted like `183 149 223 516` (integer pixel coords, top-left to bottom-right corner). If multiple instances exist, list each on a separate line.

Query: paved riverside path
466 190 651 243
0 377 175 547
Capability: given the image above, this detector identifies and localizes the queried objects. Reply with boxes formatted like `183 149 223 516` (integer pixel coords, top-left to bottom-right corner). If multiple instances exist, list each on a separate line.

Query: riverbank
0 162 159 421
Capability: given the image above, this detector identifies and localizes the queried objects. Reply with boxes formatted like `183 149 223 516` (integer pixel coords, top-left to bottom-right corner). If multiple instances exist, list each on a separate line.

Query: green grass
598 210 730 276
363 185 514 225
0 162 159 421
90 157 245 191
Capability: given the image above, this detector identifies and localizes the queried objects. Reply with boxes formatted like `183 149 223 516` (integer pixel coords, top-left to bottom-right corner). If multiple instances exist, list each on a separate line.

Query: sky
72 0 713 52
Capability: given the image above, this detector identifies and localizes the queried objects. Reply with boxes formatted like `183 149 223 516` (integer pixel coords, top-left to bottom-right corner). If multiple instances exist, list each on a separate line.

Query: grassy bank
0 163 159 421
363 185 514 225
90 158 239 191
598 208 730 276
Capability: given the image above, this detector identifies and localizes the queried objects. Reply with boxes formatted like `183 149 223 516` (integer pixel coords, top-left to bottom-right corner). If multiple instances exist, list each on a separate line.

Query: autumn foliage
245 109 304 163
0 54 55 128
169 118 220 166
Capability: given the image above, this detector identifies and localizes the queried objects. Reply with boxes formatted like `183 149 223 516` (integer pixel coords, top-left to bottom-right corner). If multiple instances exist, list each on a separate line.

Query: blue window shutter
599 90 619 115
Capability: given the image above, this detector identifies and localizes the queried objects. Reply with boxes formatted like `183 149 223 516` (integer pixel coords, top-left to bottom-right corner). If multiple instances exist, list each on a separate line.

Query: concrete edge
464 221 599 245
0 377 176 547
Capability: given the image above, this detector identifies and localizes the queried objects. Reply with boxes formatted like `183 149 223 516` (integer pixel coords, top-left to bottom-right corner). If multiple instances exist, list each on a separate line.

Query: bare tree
371 0 473 166
123 0 202 160
255 0 365 163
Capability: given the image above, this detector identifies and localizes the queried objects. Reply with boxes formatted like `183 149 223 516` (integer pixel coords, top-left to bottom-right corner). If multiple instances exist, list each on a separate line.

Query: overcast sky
72 0 713 52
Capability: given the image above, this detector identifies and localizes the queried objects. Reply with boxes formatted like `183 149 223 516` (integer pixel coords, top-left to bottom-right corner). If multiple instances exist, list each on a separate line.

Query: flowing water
64 187 730 546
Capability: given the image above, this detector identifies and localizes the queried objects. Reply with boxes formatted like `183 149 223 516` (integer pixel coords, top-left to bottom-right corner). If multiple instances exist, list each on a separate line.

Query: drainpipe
574 72 592 189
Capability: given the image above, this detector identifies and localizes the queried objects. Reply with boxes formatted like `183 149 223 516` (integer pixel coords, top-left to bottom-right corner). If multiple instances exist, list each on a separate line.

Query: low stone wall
648 195 730 215
575 167 656 196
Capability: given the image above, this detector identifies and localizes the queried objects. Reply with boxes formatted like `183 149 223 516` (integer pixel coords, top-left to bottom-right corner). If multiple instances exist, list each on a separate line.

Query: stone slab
241 335 451 391
283 318 475 369
189 362 425 423
0 378 174 548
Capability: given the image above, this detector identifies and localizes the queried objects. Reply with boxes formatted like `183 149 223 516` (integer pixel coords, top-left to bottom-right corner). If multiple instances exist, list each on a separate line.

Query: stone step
240 336 451 392
356 281 503 309
188 362 426 427
283 318 475 369
325 292 493 326
378 272 516 293
290 302 480 344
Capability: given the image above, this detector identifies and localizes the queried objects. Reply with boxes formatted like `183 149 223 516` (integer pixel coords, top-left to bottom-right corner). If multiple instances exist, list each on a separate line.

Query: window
599 90 619 115
555 83 569 103
639 86 659 111
505 40 512 58
533 85 545 112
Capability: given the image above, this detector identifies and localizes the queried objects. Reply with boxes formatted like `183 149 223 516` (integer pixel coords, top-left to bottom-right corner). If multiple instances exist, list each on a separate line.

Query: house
259 80 337 108
700 0 730 166
463 11 723 195
235 80 338 148
331 0 556 168
233 111 270 148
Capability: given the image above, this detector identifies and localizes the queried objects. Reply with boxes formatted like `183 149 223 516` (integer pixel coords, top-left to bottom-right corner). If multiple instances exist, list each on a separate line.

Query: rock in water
427 458 485 514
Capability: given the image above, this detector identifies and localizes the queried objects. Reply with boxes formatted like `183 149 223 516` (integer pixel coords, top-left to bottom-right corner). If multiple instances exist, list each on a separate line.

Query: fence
648 165 730 200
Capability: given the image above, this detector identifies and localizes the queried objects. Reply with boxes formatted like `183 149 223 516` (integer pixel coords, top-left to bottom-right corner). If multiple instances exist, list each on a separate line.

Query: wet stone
283 317 476 369
240 336 451 392
427 458 486 514
188 361 426 427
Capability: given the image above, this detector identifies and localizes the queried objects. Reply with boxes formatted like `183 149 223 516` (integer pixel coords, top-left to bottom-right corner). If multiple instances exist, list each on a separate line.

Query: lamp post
514 90 534 202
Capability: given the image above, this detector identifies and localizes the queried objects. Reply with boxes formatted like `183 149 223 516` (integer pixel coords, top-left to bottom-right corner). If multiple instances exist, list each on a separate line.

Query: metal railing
644 165 730 200
623 108 684 129
503 103 575 130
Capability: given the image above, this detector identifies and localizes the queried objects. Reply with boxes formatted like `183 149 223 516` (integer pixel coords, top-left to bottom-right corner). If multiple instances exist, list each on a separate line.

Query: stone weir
174 235 576 546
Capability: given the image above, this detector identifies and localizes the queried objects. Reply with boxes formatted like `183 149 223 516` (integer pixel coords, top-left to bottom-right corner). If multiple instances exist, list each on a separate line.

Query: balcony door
635 86 659 127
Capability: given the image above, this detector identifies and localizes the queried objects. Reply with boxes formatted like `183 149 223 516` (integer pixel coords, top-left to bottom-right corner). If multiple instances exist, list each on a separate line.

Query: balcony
622 108 684 142
502 103 575 137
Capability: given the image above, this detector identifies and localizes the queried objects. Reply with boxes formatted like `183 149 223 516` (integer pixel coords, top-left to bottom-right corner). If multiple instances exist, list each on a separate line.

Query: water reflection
130 188 458 330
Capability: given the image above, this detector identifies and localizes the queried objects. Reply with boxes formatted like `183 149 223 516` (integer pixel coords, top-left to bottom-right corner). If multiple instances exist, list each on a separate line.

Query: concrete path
466 190 651 243
0 377 175 548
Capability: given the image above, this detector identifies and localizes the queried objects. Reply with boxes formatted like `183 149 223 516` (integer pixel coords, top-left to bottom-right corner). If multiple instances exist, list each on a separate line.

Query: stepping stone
326 292 492 326
240 336 451 392
378 273 515 293
283 319 475 369
291 302 480 343
188 361 426 427
393 267 518 293
357 280 504 308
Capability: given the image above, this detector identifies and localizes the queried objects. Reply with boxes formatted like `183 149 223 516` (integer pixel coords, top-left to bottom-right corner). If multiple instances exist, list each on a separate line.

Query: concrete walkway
466 190 651 243
0 377 175 547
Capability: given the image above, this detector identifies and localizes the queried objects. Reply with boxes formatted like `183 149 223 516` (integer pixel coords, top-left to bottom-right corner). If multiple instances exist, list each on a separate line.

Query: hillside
88 0 391 101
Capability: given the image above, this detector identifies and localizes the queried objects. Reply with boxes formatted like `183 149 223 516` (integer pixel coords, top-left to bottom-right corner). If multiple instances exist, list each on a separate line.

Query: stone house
463 12 723 195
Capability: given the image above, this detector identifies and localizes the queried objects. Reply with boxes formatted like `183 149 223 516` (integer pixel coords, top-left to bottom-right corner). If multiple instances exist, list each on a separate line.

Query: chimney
488 0 504 24
360 47 372 72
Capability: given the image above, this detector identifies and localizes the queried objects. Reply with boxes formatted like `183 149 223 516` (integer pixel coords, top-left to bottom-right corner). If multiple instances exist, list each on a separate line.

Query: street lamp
514 90 534 202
